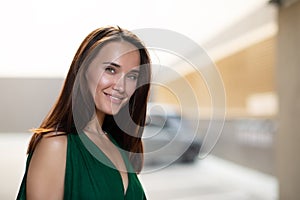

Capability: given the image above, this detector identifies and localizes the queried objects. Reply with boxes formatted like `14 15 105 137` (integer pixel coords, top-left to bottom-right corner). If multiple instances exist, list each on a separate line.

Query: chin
99 101 129 116
108 106 123 115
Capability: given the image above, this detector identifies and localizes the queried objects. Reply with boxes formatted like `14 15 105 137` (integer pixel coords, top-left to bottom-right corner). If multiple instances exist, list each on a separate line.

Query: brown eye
105 66 116 74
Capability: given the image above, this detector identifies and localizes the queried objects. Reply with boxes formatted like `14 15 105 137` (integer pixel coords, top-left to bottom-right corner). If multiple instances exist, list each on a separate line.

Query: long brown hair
27 26 151 173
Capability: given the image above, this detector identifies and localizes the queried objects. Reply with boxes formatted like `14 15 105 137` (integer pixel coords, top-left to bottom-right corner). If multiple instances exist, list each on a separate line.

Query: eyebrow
103 62 121 68
103 62 140 73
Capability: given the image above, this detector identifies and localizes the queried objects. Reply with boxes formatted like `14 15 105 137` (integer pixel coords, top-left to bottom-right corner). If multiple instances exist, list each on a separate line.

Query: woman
17 26 151 199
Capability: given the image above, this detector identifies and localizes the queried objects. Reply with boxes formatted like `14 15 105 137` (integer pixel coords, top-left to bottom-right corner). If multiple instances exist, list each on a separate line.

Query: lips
104 92 125 104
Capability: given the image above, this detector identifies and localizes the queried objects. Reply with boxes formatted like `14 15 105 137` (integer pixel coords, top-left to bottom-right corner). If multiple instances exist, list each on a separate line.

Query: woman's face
86 41 140 116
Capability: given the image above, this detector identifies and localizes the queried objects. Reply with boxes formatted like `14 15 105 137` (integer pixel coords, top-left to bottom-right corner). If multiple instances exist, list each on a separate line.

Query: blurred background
1 0 299 199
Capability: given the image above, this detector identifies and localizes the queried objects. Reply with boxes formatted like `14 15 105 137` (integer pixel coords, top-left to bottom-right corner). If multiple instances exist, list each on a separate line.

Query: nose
112 75 125 93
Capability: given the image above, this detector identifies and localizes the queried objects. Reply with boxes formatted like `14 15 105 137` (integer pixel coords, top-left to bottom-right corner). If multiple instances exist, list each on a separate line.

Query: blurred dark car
142 104 201 166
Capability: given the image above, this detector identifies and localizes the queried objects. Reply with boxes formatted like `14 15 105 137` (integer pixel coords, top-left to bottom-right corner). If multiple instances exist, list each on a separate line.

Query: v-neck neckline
78 131 130 196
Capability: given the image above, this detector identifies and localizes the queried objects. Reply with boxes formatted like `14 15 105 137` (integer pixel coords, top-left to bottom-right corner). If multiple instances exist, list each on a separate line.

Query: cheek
126 81 137 97
86 69 107 95
86 72 98 97
95 74 116 96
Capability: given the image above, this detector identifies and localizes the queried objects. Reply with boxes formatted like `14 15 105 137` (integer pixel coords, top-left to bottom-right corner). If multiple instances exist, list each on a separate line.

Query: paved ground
140 157 278 200
1 133 278 199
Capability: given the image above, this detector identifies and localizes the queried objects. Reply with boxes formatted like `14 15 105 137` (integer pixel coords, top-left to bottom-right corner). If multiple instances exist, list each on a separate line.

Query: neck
84 111 106 135
96 110 105 127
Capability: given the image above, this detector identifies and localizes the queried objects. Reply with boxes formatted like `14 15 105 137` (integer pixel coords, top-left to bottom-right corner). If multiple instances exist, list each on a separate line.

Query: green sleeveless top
16 132 147 200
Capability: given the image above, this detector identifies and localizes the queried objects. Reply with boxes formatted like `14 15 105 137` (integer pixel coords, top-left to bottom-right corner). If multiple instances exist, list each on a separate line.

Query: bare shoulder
38 132 68 151
26 132 67 200
30 132 68 159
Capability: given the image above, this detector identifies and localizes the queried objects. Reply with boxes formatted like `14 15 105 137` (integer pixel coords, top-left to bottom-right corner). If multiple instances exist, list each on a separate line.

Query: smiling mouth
104 92 125 104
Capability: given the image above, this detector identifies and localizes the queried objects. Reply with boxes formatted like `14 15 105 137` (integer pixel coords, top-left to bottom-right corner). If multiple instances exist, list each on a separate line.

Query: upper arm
26 133 67 200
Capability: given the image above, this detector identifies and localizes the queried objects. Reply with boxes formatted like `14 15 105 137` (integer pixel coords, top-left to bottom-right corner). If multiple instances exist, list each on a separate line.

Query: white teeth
111 96 121 100
104 92 124 102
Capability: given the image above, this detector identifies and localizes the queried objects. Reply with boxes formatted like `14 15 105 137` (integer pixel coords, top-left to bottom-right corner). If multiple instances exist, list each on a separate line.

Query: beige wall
152 70 212 118
152 36 276 119
276 1 300 199
216 37 276 117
